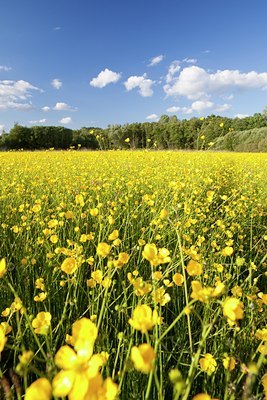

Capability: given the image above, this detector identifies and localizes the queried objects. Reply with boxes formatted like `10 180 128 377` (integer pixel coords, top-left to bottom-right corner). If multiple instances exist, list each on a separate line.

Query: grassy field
0 150 267 400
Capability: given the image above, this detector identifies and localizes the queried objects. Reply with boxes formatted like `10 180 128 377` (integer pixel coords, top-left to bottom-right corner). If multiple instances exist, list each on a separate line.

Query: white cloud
29 119 47 124
167 101 230 115
166 61 181 84
164 65 267 99
221 94 234 100
0 124 5 132
234 113 249 119
214 103 231 112
167 106 181 113
148 55 164 67
42 106 50 112
59 117 72 124
90 68 121 88
124 74 154 97
146 113 158 120
191 100 214 112
53 102 77 111
0 79 41 110
183 58 197 64
51 79 62 89
0 65 12 71
53 26 61 31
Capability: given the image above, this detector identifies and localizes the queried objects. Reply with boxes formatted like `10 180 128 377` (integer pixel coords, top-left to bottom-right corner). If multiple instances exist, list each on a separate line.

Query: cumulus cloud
0 79 41 110
166 61 181 84
0 124 5 132
59 117 72 124
0 65 12 71
234 113 249 119
167 101 230 115
51 78 62 89
124 74 154 97
183 57 197 64
90 68 121 88
29 119 47 124
166 106 181 113
146 113 158 120
164 65 267 99
148 55 164 67
42 106 50 112
214 103 231 112
53 102 77 111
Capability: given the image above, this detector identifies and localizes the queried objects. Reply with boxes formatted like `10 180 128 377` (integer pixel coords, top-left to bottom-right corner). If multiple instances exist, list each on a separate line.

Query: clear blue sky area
1 0 267 132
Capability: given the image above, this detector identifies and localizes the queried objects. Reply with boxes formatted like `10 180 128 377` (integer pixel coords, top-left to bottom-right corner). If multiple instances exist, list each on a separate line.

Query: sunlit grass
0 150 267 399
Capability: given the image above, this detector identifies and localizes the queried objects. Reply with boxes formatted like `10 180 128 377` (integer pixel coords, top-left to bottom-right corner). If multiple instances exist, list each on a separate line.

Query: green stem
174 230 193 354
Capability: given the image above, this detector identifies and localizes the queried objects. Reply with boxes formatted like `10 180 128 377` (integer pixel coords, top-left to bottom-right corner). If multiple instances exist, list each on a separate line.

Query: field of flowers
0 150 267 400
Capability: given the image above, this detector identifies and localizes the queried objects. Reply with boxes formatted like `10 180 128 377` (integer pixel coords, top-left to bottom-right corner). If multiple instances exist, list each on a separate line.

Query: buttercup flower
223 297 244 325
129 304 159 333
0 258 7 278
199 353 217 375
131 343 156 373
25 378 52 400
32 312 52 335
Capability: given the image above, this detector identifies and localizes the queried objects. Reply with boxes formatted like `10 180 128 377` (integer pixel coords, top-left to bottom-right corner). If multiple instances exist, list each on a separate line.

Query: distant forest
1 112 267 152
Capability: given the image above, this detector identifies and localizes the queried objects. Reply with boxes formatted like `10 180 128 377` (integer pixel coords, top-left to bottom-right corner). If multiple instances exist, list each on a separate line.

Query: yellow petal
52 370 75 398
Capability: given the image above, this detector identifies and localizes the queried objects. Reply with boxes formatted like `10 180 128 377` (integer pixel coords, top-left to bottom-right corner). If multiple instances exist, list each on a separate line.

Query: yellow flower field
0 150 267 399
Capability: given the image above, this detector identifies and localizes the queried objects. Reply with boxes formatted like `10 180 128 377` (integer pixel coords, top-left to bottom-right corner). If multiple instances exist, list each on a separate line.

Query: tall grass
0 150 267 399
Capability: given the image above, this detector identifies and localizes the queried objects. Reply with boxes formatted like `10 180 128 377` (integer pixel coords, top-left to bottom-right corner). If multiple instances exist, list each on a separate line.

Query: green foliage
213 127 267 152
1 112 267 151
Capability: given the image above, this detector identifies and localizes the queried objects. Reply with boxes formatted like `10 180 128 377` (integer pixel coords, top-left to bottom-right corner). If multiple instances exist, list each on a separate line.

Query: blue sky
1 0 267 132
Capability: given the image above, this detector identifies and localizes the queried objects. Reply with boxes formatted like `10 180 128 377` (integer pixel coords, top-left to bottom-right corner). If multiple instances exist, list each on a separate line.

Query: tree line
0 112 267 151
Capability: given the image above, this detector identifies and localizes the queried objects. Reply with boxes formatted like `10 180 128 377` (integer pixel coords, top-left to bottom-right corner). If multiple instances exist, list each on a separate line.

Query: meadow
0 150 267 400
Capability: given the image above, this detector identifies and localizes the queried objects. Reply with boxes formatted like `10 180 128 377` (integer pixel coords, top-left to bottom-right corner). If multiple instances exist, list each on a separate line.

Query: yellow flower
142 243 158 263
90 208 99 217
25 378 52 400
0 258 7 278
53 349 106 399
255 328 267 341
142 243 171 266
32 312 52 335
125 137 130 143
193 395 212 400
0 326 7 352
65 210 74 219
186 260 203 276
75 194 84 207
199 353 217 375
34 292 48 302
191 281 225 303
113 252 130 268
84 375 118 400
173 273 184 286
97 242 110 258
153 271 163 281
223 297 244 325
223 354 236 371
91 270 103 284
35 277 45 291
32 204 41 213
219 122 224 127
131 344 156 373
108 230 119 241
153 287 171 306
71 318 98 358
222 246 234 257
19 350 34 365
129 304 159 333
61 257 78 274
